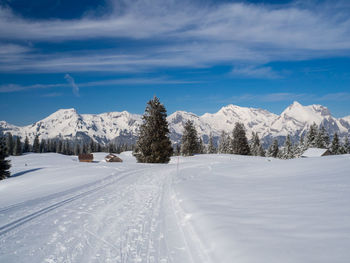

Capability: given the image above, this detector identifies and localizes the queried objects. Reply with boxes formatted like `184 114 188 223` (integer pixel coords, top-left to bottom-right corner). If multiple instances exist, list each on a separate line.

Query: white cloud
219 92 350 103
0 83 67 93
64 74 80 97
0 76 196 93
231 66 281 79
0 0 349 75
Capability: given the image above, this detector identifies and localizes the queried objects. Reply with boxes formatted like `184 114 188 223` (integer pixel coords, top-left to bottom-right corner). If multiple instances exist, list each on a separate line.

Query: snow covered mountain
0 109 142 145
1 102 349 145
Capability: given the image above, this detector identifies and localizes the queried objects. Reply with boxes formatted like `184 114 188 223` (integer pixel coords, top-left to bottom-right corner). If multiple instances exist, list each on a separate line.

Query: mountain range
1 102 349 146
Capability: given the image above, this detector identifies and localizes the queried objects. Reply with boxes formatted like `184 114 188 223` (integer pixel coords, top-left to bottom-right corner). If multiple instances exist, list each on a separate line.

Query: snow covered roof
301 148 330 157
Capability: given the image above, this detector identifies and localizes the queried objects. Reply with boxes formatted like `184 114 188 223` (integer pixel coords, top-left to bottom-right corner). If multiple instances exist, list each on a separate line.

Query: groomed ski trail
0 162 211 263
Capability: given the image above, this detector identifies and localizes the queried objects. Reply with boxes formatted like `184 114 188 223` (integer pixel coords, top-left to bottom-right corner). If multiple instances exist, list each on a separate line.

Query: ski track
0 162 209 263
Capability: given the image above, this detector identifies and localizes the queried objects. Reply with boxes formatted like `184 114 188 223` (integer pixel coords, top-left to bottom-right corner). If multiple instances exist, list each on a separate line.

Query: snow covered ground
0 152 350 262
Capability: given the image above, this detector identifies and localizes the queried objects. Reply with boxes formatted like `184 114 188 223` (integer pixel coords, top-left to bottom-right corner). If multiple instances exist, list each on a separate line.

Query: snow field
0 152 349 262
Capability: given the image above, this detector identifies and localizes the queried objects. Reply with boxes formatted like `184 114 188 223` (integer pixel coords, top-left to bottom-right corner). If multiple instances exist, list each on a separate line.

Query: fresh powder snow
0 152 350 262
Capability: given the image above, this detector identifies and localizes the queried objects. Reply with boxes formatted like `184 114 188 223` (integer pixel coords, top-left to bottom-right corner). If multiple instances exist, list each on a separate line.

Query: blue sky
0 0 350 125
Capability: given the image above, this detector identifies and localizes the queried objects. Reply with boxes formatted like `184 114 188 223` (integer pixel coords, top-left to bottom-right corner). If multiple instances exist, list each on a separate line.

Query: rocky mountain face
1 102 349 146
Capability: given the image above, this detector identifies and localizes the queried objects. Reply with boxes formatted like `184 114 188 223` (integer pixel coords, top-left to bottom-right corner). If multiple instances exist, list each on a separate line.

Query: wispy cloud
64 74 79 97
0 76 197 93
41 92 63 98
216 92 350 103
0 83 67 93
231 66 282 79
0 0 349 75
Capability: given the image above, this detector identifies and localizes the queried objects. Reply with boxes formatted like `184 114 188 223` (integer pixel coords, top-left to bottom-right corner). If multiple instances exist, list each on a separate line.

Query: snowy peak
270 101 347 138
281 102 330 124
1 102 349 145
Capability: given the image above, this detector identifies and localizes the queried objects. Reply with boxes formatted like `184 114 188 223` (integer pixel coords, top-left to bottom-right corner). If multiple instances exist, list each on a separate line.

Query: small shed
78 153 94 162
105 153 123 163
301 148 331 158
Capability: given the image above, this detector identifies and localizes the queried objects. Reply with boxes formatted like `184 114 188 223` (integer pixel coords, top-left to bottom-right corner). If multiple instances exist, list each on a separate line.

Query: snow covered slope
0 153 349 262
1 102 349 145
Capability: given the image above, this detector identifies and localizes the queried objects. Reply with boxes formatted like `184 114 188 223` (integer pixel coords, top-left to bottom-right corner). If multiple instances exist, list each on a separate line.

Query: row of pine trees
175 120 350 159
0 133 132 157
0 133 133 180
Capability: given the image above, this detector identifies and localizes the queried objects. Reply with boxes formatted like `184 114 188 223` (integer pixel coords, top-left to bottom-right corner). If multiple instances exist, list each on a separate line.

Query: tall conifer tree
6 133 14 156
330 133 340 155
218 131 230 154
207 133 216 154
33 135 40 153
14 137 22 156
23 136 30 153
306 123 318 147
0 136 11 180
134 96 173 163
268 139 279 158
231 122 250 155
180 120 199 156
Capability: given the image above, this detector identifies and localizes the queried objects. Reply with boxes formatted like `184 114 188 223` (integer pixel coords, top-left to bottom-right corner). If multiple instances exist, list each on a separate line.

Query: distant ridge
1 102 349 145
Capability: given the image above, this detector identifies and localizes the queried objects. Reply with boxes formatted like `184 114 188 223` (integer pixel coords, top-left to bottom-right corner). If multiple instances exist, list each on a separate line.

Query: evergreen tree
257 144 266 157
133 96 173 163
108 143 115 153
0 136 11 180
294 134 306 157
282 135 294 159
198 137 206 154
174 144 181 156
231 123 250 155
218 131 230 154
330 133 341 155
250 132 262 156
306 123 318 147
180 120 200 156
6 133 14 155
81 142 88 154
207 133 216 154
74 143 81 155
23 136 30 153
315 126 329 149
51 140 57 153
33 135 40 153
344 137 350 154
14 137 22 156
56 140 63 153
89 139 95 153
299 134 304 146
40 139 46 153
97 143 102 152
267 139 279 158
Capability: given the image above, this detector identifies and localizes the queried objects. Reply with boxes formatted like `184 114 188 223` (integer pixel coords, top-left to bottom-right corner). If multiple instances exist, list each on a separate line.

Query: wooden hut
301 148 331 158
105 153 123 163
78 153 94 162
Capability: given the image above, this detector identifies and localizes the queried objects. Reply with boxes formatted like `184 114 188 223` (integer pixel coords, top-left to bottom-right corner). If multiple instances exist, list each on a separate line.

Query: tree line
0 133 134 180
176 121 350 159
